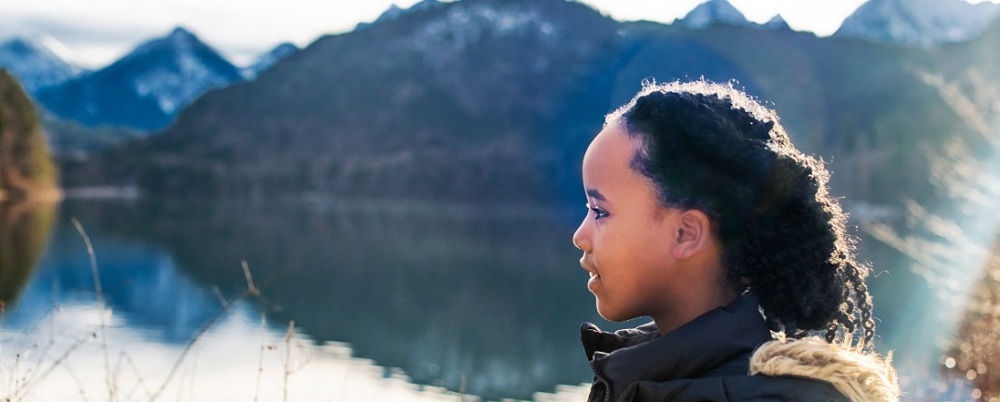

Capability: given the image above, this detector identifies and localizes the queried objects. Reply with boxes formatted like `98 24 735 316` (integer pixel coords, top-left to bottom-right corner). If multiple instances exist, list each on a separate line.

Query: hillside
70 0 620 200
65 0 998 207
0 70 59 201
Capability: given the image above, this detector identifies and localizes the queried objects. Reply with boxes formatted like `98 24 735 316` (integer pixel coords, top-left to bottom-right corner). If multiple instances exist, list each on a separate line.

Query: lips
580 257 600 280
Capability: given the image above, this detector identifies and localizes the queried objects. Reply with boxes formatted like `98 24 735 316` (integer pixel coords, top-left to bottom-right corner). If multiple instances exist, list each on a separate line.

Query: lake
1 197 608 401
0 196 991 401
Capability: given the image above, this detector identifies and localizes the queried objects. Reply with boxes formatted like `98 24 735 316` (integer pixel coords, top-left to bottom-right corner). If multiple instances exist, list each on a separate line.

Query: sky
0 0 996 69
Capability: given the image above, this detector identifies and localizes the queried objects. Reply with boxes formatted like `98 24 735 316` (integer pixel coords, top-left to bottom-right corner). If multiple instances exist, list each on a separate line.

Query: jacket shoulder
618 374 848 402
749 337 899 402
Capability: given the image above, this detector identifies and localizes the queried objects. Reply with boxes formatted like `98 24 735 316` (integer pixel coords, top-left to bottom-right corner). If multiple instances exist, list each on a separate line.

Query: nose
573 217 590 252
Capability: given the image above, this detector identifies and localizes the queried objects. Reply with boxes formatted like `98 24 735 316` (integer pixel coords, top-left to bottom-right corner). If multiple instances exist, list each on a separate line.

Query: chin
596 303 636 323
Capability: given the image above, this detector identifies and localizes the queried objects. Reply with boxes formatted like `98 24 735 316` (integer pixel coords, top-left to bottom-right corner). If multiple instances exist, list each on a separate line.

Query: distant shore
61 185 141 200
0 187 64 203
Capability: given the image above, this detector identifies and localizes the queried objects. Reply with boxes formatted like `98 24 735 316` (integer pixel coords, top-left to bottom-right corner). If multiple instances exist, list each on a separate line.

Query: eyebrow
586 188 606 201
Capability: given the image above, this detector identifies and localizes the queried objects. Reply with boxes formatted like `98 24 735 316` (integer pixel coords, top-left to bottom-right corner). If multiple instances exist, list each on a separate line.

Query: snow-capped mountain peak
835 0 1000 45
0 37 83 92
129 27 199 62
36 26 244 130
681 0 752 29
118 26 244 114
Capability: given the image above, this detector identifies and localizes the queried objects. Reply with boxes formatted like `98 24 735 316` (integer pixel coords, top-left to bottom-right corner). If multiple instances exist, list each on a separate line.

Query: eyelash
586 203 609 220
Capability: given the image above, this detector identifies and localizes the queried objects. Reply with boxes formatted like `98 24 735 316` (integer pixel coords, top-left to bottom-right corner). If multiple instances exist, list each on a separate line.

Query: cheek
600 238 666 281
619 227 673 284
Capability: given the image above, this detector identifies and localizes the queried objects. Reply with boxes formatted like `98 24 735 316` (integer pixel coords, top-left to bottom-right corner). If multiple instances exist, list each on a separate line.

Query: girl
572 81 898 402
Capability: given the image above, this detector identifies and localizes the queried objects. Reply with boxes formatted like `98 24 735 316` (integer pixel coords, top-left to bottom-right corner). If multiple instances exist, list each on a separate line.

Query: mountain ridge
67 0 621 199
835 0 1000 45
242 42 298 79
0 38 83 93
60 0 999 209
36 27 244 131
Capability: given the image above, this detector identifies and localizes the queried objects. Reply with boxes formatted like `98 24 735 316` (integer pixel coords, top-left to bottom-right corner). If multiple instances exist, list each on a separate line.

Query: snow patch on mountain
126 28 241 114
406 2 557 67
835 0 1000 45
0 37 83 92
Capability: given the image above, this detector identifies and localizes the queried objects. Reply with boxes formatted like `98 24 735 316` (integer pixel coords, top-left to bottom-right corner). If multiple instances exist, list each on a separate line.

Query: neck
651 258 739 334
652 287 739 334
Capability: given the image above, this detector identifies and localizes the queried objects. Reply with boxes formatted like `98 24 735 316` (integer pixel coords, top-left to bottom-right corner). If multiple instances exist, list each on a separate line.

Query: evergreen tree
0 69 59 200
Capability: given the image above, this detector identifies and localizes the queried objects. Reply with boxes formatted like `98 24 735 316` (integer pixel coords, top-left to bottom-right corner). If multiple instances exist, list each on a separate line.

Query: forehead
582 123 640 181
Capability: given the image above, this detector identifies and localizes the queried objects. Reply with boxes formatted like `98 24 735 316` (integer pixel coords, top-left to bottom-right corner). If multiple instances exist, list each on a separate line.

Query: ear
672 209 714 259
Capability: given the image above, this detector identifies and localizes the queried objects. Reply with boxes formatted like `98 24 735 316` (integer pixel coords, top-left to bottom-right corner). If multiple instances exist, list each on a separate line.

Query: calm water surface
0 196 990 401
1 197 606 401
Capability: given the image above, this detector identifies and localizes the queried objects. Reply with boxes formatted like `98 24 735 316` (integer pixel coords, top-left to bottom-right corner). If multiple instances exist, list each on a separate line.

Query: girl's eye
586 203 609 220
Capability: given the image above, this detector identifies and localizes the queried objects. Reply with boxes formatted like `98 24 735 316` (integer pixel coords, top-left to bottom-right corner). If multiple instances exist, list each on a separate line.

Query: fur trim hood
750 336 899 402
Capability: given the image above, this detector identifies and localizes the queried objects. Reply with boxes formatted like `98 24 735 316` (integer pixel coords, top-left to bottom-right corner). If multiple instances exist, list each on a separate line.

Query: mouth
580 258 600 280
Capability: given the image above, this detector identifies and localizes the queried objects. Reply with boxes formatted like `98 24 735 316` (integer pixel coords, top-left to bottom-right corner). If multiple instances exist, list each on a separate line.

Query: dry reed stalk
9 331 92 399
114 352 153 399
255 313 266 402
71 217 116 402
284 320 295 402
149 260 280 401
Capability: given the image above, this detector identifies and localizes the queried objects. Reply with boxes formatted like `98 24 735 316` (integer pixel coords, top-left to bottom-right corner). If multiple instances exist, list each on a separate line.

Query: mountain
36 27 244 131
67 0 621 199
64 0 1000 209
0 70 59 201
0 38 83 93
835 0 1000 45
242 42 298 79
680 0 754 29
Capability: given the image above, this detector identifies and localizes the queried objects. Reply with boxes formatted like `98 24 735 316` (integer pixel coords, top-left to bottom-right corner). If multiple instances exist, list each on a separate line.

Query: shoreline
0 186 64 203
61 185 140 200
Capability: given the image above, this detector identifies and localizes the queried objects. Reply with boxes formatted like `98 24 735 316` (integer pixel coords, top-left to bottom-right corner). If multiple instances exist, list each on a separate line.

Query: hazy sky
0 0 996 69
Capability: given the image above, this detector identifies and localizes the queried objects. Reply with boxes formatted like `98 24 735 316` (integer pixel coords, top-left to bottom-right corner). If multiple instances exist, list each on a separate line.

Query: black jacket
580 294 850 402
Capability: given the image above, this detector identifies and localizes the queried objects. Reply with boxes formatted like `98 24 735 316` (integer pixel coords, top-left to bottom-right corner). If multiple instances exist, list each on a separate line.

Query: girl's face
572 123 681 322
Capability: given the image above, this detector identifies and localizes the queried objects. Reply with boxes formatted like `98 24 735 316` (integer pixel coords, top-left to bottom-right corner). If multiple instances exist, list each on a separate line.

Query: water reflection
45 198 604 400
13 196 984 400
6 226 221 342
0 302 471 401
0 200 58 307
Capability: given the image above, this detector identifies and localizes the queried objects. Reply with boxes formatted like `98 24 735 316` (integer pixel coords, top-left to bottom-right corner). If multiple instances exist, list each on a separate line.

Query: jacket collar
581 293 773 400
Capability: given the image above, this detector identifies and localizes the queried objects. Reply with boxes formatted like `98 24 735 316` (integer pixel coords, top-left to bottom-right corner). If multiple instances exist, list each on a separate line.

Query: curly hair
607 80 875 345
